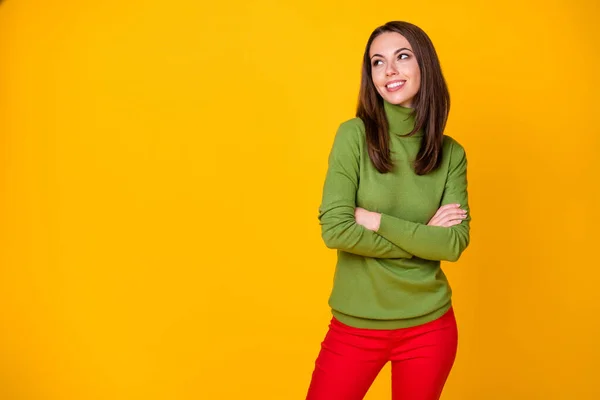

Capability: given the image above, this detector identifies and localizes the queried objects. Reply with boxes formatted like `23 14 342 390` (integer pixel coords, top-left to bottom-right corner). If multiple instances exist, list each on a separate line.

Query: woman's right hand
427 204 467 227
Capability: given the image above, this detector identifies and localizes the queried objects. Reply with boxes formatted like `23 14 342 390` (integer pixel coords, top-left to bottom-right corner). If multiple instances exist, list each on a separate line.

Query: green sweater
318 100 470 329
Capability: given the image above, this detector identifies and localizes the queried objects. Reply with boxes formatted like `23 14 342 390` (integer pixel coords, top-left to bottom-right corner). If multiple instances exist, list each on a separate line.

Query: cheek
371 70 384 87
410 63 421 83
402 64 420 90
414 73 421 92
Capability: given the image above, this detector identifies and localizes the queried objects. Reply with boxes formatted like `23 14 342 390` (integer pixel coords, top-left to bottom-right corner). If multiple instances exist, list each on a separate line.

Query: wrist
371 212 382 232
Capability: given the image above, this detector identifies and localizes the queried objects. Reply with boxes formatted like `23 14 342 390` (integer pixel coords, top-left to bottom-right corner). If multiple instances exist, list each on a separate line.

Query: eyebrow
370 48 413 59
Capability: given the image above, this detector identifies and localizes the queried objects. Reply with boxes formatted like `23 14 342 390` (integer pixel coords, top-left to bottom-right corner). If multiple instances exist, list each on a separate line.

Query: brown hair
357 21 450 175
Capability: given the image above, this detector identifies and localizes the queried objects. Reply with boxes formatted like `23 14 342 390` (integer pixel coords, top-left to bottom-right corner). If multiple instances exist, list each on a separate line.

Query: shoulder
337 117 365 138
331 117 366 147
443 135 467 157
442 135 468 171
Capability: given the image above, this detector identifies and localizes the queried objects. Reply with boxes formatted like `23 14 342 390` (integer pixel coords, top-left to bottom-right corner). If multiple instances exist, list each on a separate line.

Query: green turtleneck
318 100 470 329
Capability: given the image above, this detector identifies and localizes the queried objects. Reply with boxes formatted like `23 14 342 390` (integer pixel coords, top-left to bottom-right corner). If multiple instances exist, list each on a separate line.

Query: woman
306 21 471 400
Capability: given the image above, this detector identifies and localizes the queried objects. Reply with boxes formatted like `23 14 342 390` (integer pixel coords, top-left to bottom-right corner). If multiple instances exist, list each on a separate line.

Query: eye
398 53 410 60
372 59 383 67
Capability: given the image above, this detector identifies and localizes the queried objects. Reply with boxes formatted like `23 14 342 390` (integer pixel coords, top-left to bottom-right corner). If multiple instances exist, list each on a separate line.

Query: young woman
306 21 471 400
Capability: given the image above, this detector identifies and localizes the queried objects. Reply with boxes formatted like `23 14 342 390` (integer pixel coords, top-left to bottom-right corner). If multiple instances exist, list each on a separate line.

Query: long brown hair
357 21 450 175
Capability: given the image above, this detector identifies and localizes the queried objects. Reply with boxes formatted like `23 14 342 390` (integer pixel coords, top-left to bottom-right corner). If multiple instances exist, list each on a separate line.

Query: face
369 32 421 108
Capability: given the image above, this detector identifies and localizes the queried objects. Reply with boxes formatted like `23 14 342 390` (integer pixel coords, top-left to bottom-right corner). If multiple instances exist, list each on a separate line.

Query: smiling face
369 32 421 108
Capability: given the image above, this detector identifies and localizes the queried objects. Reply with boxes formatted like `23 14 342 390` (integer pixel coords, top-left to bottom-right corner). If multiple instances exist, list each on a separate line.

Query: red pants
306 307 458 400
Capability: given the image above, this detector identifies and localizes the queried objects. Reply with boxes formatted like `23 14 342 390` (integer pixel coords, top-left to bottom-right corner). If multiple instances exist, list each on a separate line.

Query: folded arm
318 121 413 259
375 139 471 261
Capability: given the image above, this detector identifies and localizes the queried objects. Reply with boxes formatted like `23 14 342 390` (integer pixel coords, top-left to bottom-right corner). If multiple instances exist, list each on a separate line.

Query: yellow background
1 0 599 399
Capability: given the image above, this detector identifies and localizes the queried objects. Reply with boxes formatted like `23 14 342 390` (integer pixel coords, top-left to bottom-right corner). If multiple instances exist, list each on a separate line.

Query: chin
378 88 415 107
383 95 413 107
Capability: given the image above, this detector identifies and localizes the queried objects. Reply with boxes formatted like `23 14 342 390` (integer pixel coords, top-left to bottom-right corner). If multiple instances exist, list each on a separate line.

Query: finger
428 215 442 226
437 212 467 226
439 214 466 225
438 208 467 220
435 204 461 218
437 213 466 224
438 219 462 228
429 211 441 222
449 219 464 227
431 204 457 220
429 212 447 225
449 210 468 219
429 205 466 226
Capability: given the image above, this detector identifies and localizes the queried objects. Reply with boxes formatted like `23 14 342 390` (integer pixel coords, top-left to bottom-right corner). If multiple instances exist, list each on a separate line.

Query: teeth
387 81 404 89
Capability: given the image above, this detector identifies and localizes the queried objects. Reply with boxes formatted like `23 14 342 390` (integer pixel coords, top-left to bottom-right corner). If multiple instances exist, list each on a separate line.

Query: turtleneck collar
383 100 423 137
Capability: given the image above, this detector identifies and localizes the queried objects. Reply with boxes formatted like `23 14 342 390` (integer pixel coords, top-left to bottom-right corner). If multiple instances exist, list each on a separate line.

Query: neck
383 100 422 137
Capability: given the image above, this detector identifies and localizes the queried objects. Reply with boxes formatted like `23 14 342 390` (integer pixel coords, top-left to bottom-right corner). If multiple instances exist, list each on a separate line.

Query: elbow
444 233 470 262
321 226 342 250
319 213 349 250
322 235 338 250
445 251 462 262
321 222 355 252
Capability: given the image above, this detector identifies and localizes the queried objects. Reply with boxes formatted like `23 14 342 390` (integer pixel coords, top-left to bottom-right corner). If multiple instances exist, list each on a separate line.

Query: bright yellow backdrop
1 0 599 399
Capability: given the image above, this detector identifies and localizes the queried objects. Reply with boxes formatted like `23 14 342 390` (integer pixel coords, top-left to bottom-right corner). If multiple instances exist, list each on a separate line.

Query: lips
385 80 406 92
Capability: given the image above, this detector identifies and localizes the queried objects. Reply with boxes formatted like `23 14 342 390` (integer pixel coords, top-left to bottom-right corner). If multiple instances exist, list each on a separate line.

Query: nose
385 62 398 76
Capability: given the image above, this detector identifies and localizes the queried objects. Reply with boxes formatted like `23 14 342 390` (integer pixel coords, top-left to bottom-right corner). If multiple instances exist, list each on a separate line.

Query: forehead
369 32 412 56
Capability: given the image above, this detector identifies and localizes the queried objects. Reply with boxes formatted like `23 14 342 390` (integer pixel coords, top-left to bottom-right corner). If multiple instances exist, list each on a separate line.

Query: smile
386 80 406 91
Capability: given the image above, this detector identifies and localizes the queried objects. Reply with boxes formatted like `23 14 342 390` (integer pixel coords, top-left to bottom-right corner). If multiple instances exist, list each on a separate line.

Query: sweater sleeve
375 139 471 262
318 121 414 259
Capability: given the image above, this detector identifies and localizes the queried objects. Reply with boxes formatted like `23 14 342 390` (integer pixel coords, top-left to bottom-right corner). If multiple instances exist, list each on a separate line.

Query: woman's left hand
354 207 381 232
